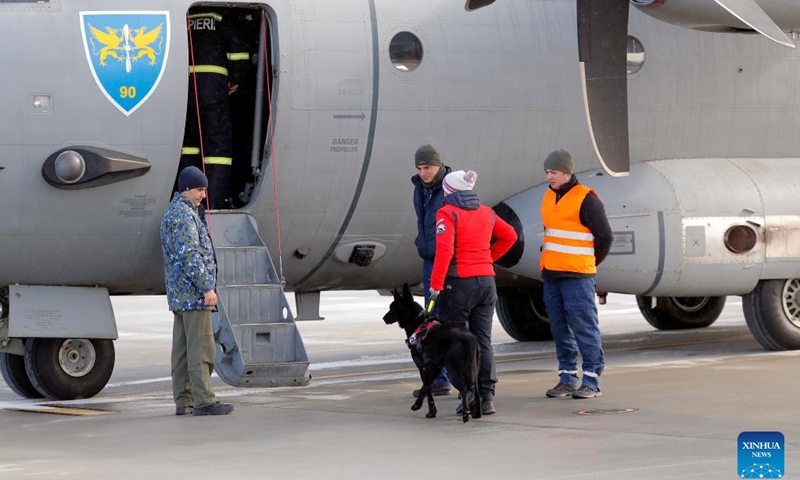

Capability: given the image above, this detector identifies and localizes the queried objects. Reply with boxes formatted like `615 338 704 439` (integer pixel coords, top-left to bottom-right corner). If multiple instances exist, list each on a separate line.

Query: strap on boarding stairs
209 212 310 387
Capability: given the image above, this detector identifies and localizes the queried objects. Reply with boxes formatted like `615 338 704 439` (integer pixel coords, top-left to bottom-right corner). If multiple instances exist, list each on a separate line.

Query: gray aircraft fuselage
5 0 800 401
0 0 798 297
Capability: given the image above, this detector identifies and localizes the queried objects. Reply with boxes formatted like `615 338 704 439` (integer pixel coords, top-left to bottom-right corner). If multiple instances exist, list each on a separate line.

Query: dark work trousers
171 309 217 409
181 100 234 208
437 275 498 401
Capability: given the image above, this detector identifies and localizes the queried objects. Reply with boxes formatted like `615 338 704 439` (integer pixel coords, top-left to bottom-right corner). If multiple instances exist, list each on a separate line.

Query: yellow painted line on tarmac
576 408 638 415
9 406 113 416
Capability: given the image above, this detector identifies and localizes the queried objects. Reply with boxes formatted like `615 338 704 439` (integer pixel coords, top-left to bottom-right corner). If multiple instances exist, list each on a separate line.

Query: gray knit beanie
544 149 573 174
414 145 443 167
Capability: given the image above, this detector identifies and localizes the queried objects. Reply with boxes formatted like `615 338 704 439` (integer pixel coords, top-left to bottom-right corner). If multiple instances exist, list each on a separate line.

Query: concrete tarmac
0 293 797 479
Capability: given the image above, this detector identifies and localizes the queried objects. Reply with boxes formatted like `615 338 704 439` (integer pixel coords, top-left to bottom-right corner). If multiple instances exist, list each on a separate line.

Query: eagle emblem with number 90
80 10 171 116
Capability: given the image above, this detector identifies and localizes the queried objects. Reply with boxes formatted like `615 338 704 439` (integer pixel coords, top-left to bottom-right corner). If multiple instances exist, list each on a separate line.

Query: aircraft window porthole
389 32 423 72
627 36 645 75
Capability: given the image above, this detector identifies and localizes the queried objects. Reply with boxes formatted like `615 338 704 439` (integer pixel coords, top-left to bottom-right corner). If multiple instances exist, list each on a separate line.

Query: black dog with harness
383 283 482 423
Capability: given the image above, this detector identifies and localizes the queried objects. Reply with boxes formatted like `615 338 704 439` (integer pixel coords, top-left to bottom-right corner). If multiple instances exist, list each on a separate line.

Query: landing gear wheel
743 279 800 351
0 351 43 399
496 285 553 341
24 338 115 400
636 295 725 330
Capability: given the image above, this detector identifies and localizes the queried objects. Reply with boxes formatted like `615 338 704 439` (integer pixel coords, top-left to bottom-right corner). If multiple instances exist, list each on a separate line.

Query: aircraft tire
496 285 553 341
636 295 725 330
0 351 44 399
743 279 800 351
24 338 115 400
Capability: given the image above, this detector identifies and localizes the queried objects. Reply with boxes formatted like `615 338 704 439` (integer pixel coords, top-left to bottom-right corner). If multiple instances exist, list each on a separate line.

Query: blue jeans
423 259 450 387
543 277 604 390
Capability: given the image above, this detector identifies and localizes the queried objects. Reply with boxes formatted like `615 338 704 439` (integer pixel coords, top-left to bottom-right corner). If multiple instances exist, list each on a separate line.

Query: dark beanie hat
178 166 209 191
414 144 443 167
544 149 573 174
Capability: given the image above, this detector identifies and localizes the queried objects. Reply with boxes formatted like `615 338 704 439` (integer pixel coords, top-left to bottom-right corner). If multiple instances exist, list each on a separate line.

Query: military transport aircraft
2 0 800 401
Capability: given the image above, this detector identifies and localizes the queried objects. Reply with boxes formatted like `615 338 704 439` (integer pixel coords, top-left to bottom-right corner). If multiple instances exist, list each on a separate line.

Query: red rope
261 13 284 278
186 15 211 213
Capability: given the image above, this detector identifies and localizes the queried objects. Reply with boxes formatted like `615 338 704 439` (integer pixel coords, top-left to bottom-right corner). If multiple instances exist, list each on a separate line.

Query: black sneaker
412 384 453 397
546 382 578 398
175 406 193 416
192 401 234 416
572 385 602 399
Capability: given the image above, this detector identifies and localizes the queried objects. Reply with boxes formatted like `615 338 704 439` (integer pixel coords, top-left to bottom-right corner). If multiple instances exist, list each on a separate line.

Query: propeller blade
577 0 630 177
465 0 496 12
714 0 795 48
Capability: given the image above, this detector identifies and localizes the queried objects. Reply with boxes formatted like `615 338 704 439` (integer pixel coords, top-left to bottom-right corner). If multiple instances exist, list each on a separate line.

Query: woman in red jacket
430 169 517 415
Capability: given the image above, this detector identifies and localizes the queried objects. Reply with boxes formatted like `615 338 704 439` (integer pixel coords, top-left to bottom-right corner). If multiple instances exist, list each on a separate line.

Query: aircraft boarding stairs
209 212 311 388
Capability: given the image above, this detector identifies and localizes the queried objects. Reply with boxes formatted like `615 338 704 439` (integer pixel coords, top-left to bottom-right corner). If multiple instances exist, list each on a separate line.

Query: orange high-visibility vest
540 184 597 274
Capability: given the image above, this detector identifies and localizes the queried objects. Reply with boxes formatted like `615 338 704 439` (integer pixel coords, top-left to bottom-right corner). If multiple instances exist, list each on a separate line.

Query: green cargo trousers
172 310 216 408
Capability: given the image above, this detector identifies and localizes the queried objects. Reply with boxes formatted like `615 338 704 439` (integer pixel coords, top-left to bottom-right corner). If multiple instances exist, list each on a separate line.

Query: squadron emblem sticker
80 11 170 116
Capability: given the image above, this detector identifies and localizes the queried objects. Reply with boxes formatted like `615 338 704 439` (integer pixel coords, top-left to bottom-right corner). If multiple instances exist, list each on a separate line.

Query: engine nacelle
496 158 800 297
632 0 800 34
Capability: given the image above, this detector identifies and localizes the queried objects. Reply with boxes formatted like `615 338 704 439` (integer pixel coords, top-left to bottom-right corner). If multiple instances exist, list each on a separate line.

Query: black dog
383 283 481 423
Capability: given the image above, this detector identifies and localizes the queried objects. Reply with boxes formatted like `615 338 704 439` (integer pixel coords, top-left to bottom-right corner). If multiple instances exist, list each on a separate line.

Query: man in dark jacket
540 149 613 399
161 166 234 416
411 144 452 396
430 170 518 415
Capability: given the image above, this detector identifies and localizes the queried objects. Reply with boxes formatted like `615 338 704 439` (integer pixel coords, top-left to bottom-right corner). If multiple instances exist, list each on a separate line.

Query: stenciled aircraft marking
332 113 366 120
79 10 171 116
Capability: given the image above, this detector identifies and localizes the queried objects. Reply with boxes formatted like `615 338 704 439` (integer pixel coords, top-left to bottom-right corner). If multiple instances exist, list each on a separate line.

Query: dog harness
407 320 440 352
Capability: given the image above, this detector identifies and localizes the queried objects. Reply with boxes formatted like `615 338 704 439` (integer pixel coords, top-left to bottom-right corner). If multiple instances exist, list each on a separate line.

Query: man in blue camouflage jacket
160 166 233 416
